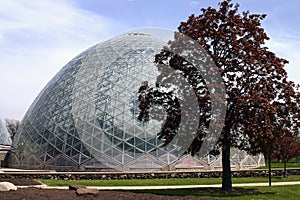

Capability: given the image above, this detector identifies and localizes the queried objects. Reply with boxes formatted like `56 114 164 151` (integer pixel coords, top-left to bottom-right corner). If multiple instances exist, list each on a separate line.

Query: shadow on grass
129 188 275 198
192 187 275 197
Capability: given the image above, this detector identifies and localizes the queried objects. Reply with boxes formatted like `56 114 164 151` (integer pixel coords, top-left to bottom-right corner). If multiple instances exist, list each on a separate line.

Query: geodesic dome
9 33 175 171
0 118 12 145
8 33 264 171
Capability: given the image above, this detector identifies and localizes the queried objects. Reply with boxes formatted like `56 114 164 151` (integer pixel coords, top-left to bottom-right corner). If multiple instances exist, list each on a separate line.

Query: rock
120 174 127 179
76 187 99 196
69 184 86 190
0 182 17 192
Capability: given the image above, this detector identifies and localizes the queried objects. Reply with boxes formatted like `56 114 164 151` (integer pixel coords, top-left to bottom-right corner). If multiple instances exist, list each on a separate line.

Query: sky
0 0 300 120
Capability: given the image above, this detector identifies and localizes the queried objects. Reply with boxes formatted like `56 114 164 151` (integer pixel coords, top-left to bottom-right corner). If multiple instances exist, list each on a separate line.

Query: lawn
256 158 300 169
39 175 300 187
131 185 300 200
257 162 300 169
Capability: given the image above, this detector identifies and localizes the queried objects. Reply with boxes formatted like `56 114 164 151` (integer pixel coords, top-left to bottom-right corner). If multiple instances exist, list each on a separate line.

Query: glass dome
9 33 182 171
8 32 264 171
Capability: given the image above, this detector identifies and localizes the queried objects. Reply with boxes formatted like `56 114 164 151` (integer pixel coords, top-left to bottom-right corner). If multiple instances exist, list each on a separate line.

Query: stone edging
0 168 299 180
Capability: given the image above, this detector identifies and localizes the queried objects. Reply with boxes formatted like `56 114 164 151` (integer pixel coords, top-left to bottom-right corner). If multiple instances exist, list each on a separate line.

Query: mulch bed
0 178 42 186
0 187 218 200
0 178 216 200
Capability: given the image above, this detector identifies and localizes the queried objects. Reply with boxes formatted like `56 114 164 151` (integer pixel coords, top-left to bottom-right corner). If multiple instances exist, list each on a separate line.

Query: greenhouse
8 33 264 171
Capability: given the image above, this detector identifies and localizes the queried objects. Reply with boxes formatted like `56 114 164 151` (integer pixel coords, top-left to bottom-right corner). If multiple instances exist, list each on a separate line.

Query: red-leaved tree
138 0 300 190
273 136 300 177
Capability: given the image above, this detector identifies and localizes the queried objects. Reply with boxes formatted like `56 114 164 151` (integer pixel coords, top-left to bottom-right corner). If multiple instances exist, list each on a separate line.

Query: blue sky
0 0 299 120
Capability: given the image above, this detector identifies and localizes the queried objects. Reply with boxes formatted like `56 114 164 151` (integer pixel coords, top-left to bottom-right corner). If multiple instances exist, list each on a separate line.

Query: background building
0 118 11 145
7 33 264 171
0 118 12 167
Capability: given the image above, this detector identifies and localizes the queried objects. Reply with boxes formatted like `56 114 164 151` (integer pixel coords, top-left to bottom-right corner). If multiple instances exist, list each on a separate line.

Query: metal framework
9 33 264 171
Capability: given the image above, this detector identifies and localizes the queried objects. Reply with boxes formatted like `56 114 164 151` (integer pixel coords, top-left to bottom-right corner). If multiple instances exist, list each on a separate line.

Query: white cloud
266 35 300 85
0 0 116 39
0 0 123 119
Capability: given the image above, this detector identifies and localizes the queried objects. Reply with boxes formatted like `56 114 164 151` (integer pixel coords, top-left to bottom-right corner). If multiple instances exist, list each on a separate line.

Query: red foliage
273 136 300 163
139 0 300 190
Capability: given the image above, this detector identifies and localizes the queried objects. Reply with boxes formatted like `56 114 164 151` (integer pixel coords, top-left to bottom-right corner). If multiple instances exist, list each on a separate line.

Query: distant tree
269 85 300 178
273 136 300 177
4 119 20 141
138 0 300 190
235 83 300 185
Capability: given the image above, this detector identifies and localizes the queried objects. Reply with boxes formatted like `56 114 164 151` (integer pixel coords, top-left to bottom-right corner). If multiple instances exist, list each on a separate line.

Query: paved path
17 181 300 190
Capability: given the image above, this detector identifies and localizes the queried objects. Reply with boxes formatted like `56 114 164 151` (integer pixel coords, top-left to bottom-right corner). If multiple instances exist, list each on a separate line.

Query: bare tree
4 119 20 141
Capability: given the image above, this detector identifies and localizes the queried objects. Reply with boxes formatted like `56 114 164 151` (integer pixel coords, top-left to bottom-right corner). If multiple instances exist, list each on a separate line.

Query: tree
4 119 20 141
138 0 299 190
234 81 300 185
273 136 300 177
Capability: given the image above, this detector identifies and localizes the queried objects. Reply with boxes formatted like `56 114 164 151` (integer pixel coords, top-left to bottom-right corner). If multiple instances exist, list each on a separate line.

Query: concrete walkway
17 181 300 190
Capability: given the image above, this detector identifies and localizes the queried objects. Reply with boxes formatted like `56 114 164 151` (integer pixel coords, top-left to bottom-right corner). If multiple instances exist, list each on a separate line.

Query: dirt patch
1 178 269 199
0 178 215 200
0 178 42 186
0 188 219 200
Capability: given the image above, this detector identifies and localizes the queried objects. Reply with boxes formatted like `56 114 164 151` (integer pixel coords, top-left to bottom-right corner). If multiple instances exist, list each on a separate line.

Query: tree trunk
221 101 234 191
222 130 232 191
268 151 272 186
283 157 287 178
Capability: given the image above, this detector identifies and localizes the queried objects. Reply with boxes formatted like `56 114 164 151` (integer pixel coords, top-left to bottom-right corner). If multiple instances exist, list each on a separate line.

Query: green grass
38 175 300 187
257 162 300 169
131 185 300 200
